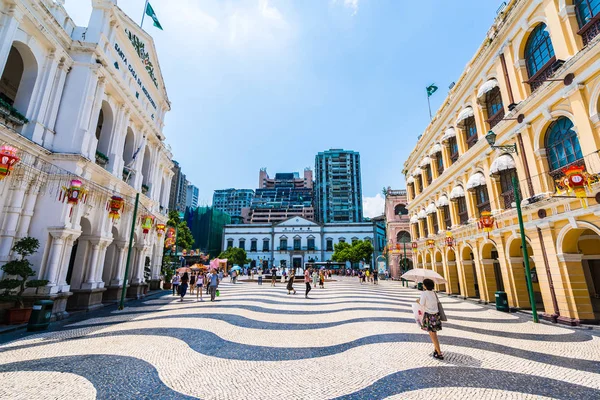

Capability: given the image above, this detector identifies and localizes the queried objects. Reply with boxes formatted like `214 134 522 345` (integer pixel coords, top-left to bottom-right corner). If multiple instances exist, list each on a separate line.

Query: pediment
276 217 319 227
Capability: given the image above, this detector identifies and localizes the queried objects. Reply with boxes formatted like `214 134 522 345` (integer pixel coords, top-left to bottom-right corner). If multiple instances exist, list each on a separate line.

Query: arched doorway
68 218 92 290
480 242 504 303
122 128 136 182
102 226 120 303
446 248 460 294
0 43 38 123
507 237 543 311
425 252 432 271
417 253 423 269
460 245 479 298
95 101 114 167
560 226 600 323
434 250 446 292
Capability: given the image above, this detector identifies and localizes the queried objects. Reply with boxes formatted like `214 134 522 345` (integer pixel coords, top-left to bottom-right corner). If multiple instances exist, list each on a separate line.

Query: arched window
0 44 38 125
485 87 505 128
524 23 555 78
545 117 583 171
396 231 411 244
394 204 408 215
575 0 600 44
464 117 478 149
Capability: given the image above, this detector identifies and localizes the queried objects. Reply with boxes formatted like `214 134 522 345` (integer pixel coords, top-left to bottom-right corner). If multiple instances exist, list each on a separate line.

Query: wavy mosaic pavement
0 278 599 399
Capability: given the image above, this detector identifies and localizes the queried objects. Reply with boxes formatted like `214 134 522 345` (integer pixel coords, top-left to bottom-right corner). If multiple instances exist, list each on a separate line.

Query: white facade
0 0 173 316
223 217 384 270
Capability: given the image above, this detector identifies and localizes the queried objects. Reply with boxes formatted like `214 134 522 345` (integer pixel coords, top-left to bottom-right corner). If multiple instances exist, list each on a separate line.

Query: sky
64 0 502 217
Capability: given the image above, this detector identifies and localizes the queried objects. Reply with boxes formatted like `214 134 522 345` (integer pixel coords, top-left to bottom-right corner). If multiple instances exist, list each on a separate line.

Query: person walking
416 278 444 360
190 273 196 292
271 266 277 287
179 272 189 302
208 269 220 302
373 270 379 285
287 269 297 295
304 268 312 299
319 270 325 289
196 272 204 302
257 268 263 285
312 269 318 288
171 273 181 296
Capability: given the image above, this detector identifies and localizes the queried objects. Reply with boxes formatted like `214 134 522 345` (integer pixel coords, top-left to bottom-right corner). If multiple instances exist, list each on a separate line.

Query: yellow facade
404 0 600 325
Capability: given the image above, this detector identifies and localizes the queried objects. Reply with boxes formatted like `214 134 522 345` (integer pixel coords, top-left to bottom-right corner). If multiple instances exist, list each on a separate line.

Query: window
425 165 432 185
415 176 423 193
442 205 452 229
227 239 233 249
432 211 439 234
524 23 556 79
262 239 269 252
294 238 301 250
396 231 411 244
435 153 444 175
339 238 346 243
464 117 478 149
499 168 517 209
475 186 490 215
423 219 429 237
280 238 288 251
575 0 600 45
408 184 414 200
448 137 459 163
307 237 315 251
457 197 468 224
250 240 257 252
239 239 245 250
545 117 583 171
485 87 505 129
394 204 408 215
326 238 333 251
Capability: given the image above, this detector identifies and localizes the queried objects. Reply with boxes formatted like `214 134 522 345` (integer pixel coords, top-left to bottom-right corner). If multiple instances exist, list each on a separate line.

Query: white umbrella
401 268 447 284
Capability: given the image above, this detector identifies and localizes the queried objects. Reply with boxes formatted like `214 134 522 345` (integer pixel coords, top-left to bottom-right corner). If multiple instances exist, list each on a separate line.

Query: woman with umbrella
287 268 296 295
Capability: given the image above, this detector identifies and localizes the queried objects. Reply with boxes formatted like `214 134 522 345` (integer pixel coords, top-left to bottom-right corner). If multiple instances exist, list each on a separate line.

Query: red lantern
0 145 20 180
164 227 176 248
141 215 155 236
445 232 455 248
107 196 125 220
477 211 496 238
411 242 418 249
156 223 166 237
426 239 436 249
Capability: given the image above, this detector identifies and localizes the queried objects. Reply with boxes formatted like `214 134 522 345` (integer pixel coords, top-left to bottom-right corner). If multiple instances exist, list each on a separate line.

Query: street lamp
485 130 539 323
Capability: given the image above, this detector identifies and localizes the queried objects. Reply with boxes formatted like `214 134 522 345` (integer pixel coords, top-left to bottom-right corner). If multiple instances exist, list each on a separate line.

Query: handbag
411 303 425 327
435 292 448 322
216 289 220 297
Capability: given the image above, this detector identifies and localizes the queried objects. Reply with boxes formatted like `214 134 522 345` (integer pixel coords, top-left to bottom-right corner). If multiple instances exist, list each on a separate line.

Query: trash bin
495 291 509 312
417 282 423 291
27 300 54 332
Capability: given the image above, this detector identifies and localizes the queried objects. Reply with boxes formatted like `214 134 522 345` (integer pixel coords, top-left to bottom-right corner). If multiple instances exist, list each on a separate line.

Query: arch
479 241 505 300
425 252 432 270
95 101 115 161
122 127 136 182
394 203 408 215
524 23 556 78
460 243 479 298
0 42 38 118
102 226 120 296
396 230 411 244
544 116 583 172
417 253 423 268
141 145 152 188
67 217 93 291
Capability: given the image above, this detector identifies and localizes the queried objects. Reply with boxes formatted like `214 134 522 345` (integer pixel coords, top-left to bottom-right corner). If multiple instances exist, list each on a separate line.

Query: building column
0 178 31 265
94 239 112 288
568 88 600 174
25 51 60 144
458 258 477 298
131 245 146 284
81 242 101 290
478 259 497 303
465 191 478 223
41 57 71 148
108 104 127 175
85 75 106 159
435 210 443 234
455 127 467 155
110 242 128 286
449 201 459 228
15 181 42 239
41 231 69 294
445 260 460 294
555 253 595 324
0 5 22 77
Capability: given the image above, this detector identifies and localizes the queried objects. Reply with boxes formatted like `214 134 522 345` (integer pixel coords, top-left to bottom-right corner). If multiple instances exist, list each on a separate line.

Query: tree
331 240 374 267
353 240 374 264
331 242 351 263
0 237 48 308
218 247 248 267
166 210 194 251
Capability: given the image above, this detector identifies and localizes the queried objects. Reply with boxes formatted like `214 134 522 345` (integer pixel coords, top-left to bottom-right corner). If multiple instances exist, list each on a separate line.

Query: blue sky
64 0 501 216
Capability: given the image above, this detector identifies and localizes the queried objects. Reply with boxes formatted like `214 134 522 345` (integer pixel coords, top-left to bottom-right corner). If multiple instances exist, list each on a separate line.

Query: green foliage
0 237 47 308
331 240 374 266
382 187 388 196
165 210 194 251
218 247 248 267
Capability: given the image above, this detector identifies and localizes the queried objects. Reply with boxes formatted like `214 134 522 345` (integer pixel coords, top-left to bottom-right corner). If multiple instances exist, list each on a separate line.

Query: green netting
184 206 231 258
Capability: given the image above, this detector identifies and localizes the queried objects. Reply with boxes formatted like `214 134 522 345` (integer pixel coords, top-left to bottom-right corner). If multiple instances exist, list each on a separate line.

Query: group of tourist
170 269 221 302
358 269 379 285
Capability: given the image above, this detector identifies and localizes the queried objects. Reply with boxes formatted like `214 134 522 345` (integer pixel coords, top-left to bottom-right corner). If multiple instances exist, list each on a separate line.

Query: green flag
145 2 163 30
426 84 438 97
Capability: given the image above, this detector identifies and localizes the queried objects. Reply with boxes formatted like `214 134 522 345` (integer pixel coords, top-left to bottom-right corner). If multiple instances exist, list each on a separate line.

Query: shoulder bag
434 292 448 322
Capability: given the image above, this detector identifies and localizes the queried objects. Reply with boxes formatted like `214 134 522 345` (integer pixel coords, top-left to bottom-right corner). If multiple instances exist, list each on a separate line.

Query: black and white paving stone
0 278 598 399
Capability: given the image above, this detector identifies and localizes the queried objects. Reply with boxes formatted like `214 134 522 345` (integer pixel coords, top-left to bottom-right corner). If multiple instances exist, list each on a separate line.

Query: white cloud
363 193 385 219
332 0 360 16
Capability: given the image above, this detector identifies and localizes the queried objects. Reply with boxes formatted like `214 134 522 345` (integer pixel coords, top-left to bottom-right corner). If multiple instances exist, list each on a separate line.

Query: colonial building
404 0 600 325
0 0 173 317
222 217 385 271
384 188 412 279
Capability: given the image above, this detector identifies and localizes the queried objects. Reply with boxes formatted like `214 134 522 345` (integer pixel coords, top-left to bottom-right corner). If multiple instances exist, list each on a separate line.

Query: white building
222 217 386 270
0 0 173 317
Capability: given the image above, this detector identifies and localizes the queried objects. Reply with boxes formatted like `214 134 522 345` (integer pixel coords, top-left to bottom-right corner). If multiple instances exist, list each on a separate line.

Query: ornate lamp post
485 130 538 323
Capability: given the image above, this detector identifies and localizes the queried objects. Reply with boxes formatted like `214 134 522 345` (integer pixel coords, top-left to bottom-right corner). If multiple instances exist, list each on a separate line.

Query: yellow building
404 0 600 325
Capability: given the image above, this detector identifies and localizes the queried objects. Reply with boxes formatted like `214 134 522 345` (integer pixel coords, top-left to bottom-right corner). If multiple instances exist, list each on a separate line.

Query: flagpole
140 0 149 27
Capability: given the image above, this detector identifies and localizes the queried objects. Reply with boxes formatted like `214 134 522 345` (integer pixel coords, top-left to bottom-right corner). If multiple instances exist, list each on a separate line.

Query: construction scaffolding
184 206 231 258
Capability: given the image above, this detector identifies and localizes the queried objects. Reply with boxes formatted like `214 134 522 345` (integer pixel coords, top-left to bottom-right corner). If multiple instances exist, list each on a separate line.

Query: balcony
486 108 505 129
578 14 600 46
526 57 564 93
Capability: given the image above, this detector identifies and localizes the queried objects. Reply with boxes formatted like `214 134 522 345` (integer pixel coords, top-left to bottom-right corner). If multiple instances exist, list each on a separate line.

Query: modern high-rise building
212 189 255 222
247 169 315 223
186 184 199 209
169 160 187 213
315 149 363 223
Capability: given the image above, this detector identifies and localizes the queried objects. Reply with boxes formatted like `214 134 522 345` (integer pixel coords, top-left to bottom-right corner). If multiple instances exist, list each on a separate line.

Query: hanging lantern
0 145 20 180
445 231 455 248
164 226 176 248
141 215 155 236
556 164 596 208
411 242 418 249
477 211 496 238
426 239 436 249
156 223 166 237
59 179 88 217
395 243 401 251
107 196 125 220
